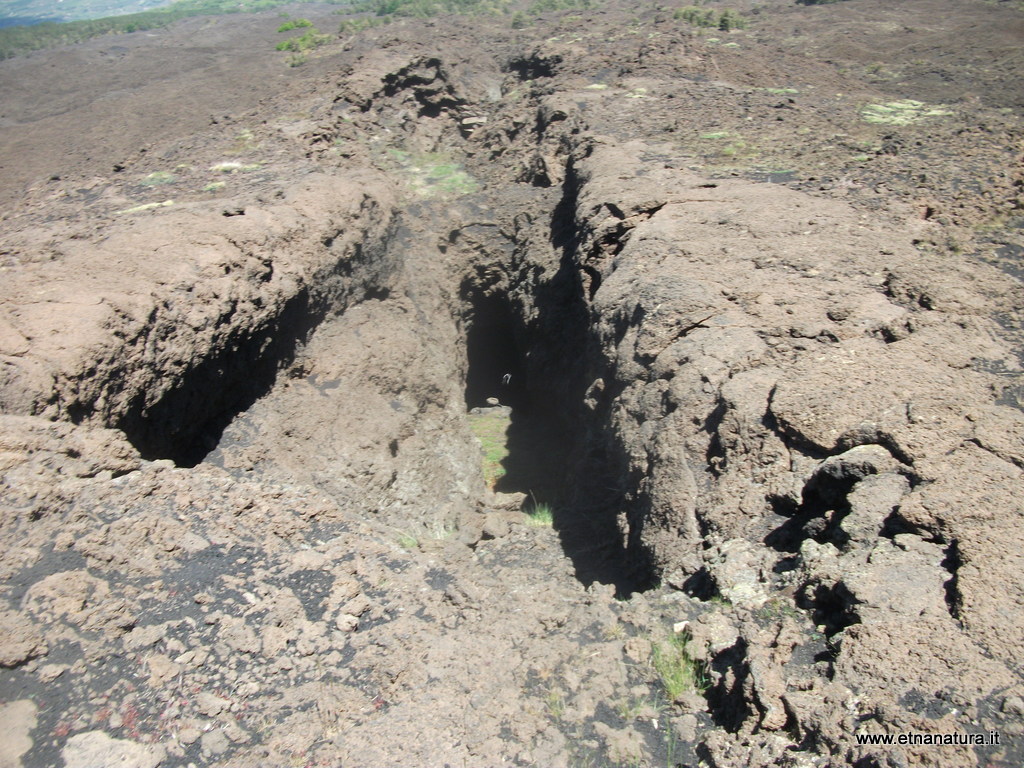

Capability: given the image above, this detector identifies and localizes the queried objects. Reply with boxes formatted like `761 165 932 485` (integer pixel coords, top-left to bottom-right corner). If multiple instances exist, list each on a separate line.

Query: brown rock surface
1 1 1022 766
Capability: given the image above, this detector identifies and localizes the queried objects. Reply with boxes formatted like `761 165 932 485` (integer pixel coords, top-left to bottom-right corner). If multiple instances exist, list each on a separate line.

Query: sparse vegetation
754 595 804 624
139 171 177 186
209 161 261 173
351 0 595 19
674 5 746 30
277 17 313 31
386 149 478 198
466 409 510 488
860 99 953 125
651 630 707 702
114 200 174 215
527 0 598 13
339 15 390 33
615 694 660 722
275 26 331 52
0 0 339 59
544 686 566 719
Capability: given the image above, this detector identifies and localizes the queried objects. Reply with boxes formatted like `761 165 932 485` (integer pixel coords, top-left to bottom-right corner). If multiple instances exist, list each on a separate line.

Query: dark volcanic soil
1 1 1023 767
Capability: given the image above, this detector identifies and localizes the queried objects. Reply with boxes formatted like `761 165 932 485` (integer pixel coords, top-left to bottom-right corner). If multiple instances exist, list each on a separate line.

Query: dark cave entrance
461 271 652 598
461 286 568 506
463 292 528 412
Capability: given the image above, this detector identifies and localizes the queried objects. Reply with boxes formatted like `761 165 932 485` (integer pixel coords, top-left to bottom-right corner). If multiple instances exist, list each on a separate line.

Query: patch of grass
699 130 730 139
719 139 749 158
604 621 627 640
139 171 177 186
397 532 418 549
387 149 478 199
615 694 660 722
652 630 707 702
544 687 566 719
527 0 598 13
466 410 510 489
201 181 227 192
428 520 457 540
674 6 746 30
354 0 510 18
753 595 803 624
230 129 259 154
209 161 261 173
860 99 953 126
526 503 554 527
115 200 174 215
339 15 390 33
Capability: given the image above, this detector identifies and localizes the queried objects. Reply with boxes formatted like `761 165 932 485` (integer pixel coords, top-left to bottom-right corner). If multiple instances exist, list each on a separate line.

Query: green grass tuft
526 502 554 527
140 171 177 186
652 630 706 702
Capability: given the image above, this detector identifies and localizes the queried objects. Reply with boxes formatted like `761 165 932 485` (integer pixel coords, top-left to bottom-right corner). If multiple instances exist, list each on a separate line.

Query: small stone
0 611 47 667
673 713 698 743
62 731 165 768
223 720 249 743
145 654 180 685
196 692 228 717
37 664 67 682
481 513 510 540
1002 695 1024 717
341 595 371 617
675 690 708 712
0 701 36 767
337 614 359 632
623 637 651 663
200 728 230 756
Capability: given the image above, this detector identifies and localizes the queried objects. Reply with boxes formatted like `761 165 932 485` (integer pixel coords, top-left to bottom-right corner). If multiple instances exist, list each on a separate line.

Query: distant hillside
0 0 343 57
0 0 171 25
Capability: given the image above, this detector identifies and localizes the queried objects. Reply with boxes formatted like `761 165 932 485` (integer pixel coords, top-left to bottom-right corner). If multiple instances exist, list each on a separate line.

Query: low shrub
277 17 313 31
275 26 331 52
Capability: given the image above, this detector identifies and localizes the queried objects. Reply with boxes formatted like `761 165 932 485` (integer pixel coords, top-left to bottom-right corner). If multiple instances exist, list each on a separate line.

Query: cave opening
462 285 568 507
461 270 651 598
463 292 528 412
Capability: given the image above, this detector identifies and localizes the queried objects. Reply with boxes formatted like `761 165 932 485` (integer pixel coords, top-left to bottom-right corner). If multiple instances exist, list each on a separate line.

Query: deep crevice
115 221 399 467
118 285 321 467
